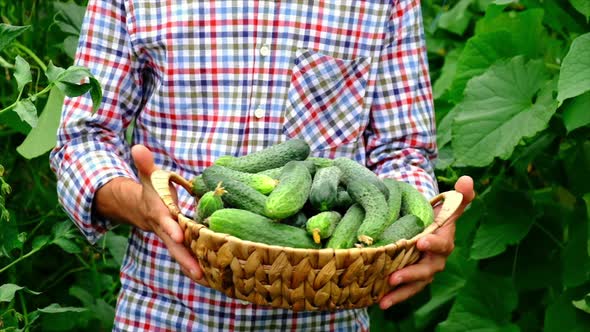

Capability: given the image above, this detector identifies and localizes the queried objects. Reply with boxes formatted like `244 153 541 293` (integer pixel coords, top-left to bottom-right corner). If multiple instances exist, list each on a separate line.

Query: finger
131 144 158 178
159 215 184 244
156 228 204 280
454 175 475 204
388 254 444 286
416 230 455 254
379 280 431 310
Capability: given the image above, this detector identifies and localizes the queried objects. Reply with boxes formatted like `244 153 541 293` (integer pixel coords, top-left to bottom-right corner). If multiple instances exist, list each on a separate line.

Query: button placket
250 1 275 121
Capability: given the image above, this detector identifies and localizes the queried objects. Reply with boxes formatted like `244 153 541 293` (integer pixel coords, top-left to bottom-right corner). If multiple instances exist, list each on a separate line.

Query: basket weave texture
152 170 463 312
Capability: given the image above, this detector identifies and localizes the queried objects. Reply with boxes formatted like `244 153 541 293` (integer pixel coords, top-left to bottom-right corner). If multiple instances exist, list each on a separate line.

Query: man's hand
378 176 475 310
94 144 203 282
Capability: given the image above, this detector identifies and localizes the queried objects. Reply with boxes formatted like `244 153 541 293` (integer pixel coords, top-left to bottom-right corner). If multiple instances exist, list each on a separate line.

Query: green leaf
573 294 590 314
55 81 92 98
437 0 474 36
104 231 129 266
470 187 535 259
545 290 590 332
16 87 65 159
52 238 81 254
584 192 590 257
14 99 38 128
558 33 590 103
563 92 590 133
45 62 66 84
437 271 519 332
570 0 590 20
13 55 32 92
32 235 50 251
0 216 24 258
89 77 103 113
37 303 87 314
53 2 86 35
0 23 30 52
452 56 557 167
433 48 462 100
0 284 41 302
414 247 477 329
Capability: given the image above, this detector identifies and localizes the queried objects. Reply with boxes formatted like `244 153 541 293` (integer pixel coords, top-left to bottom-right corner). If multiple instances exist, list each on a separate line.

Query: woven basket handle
150 169 194 217
409 190 464 243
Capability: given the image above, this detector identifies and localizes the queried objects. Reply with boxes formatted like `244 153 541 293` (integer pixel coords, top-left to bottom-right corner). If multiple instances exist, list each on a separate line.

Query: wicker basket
151 170 463 312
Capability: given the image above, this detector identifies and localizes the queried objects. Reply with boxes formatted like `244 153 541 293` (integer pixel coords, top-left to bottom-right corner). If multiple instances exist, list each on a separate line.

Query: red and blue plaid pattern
50 0 437 330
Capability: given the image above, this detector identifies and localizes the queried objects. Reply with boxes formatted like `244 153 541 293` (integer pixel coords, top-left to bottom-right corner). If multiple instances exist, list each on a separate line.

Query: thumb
132 144 158 179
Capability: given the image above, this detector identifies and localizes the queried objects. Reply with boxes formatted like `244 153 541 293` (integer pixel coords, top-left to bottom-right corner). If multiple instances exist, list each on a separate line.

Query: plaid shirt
50 0 437 330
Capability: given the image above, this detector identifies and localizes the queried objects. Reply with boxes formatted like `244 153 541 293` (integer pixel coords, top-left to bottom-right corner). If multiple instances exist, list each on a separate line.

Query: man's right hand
94 144 203 282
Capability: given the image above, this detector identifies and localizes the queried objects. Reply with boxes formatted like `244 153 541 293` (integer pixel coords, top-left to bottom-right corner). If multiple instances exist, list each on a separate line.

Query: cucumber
223 139 310 173
346 177 390 246
383 178 402 223
370 214 425 247
333 157 389 200
191 174 209 198
214 155 236 166
207 208 319 249
398 181 435 226
258 159 317 179
305 211 342 244
334 188 353 209
309 166 342 211
325 204 365 249
306 156 334 168
265 160 312 219
195 182 226 222
204 165 277 194
202 165 268 216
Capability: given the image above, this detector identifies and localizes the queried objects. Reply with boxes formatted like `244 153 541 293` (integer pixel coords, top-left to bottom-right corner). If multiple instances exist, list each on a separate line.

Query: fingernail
390 275 402 286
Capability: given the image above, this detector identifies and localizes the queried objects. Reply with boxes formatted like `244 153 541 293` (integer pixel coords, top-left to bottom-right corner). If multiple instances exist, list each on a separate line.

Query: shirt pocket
282 49 372 152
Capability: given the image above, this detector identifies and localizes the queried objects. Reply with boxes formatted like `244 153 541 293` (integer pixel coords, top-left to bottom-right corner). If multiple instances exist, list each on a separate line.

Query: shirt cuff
55 149 137 244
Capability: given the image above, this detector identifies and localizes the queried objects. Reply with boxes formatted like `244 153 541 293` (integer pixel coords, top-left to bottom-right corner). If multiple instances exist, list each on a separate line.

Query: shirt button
254 107 265 118
260 44 270 57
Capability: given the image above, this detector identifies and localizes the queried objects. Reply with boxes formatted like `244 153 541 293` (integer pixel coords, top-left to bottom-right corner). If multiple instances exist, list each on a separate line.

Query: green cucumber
383 178 402 223
398 181 434 226
265 160 312 219
223 139 310 173
309 166 342 211
258 159 317 179
305 211 342 244
202 165 268 216
204 165 277 194
370 214 425 247
214 155 236 166
191 174 209 198
335 188 353 209
207 208 319 249
325 204 365 249
333 157 389 200
346 177 390 246
306 156 334 168
195 182 226 222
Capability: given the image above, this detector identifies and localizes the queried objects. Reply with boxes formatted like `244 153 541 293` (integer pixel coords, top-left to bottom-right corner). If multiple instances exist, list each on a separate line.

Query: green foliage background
1 0 589 331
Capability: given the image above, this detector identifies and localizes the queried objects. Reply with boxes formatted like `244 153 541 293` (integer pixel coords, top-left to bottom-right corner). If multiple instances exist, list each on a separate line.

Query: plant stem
0 84 53 115
0 247 42 273
19 291 30 332
14 42 47 72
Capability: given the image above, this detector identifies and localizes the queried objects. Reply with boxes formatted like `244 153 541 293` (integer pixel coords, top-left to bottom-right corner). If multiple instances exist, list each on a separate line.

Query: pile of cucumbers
191 139 434 250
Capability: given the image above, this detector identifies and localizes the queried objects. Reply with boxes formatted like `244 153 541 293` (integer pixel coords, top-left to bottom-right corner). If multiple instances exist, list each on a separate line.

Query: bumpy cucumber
398 181 435 226
265 161 312 219
214 155 236 166
195 182 226 222
370 214 425 247
346 177 389 245
325 204 365 249
383 178 402 223
223 139 310 173
305 211 342 244
309 166 342 211
202 165 268 216
306 156 334 168
207 208 319 249
191 174 209 198
205 165 277 194
335 188 353 209
258 159 317 179
333 157 389 199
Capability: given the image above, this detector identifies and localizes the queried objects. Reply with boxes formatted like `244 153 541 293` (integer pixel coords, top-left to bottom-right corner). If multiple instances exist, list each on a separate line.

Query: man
50 0 475 330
